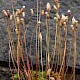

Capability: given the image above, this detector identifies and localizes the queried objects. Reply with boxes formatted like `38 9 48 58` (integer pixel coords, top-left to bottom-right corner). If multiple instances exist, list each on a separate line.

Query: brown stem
59 23 67 78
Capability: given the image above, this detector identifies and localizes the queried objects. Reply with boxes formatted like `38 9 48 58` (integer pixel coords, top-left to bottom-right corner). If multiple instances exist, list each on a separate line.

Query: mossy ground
0 67 80 80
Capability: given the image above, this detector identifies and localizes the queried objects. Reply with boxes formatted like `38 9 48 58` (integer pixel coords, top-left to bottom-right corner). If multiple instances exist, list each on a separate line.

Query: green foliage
14 73 18 80
14 73 23 80
38 71 46 80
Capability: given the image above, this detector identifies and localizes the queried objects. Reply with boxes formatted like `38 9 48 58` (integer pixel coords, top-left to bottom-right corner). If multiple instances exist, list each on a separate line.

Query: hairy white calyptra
72 17 78 25
41 10 44 16
22 12 25 17
46 2 51 11
30 9 34 15
2 10 8 17
39 32 42 42
61 14 68 22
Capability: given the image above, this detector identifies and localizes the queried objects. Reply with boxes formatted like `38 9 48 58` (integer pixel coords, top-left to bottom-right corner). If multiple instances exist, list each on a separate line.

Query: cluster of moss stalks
3 0 78 80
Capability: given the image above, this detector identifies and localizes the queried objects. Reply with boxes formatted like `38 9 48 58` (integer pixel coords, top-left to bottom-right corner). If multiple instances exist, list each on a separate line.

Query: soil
0 67 11 80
